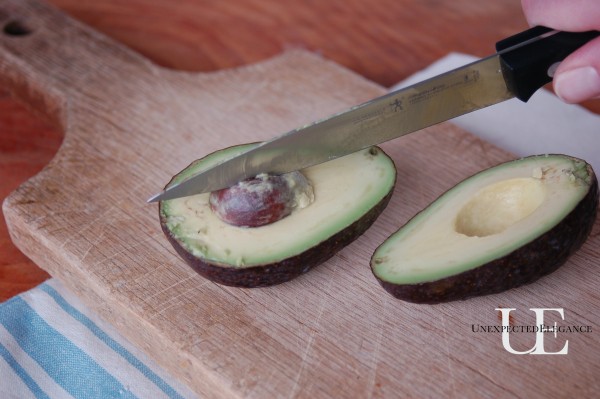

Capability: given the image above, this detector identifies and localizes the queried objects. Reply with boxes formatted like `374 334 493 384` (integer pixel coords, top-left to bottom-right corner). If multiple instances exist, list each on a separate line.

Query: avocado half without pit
371 154 598 304
160 143 396 287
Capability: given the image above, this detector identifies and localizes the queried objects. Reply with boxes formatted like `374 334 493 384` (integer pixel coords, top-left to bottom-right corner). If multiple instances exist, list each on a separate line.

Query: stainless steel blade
148 54 513 203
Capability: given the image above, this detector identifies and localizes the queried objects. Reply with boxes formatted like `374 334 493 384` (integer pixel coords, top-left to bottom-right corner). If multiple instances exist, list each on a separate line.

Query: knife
148 26 599 203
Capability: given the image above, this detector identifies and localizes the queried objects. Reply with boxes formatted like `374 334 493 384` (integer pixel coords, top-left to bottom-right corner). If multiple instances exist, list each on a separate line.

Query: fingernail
554 66 600 103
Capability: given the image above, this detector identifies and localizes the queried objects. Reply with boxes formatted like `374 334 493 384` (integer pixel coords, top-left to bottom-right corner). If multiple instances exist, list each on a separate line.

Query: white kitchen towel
1 53 598 399
0 279 198 399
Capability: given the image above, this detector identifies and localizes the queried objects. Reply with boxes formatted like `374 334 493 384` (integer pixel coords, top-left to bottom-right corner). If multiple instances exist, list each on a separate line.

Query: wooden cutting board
2 0 599 397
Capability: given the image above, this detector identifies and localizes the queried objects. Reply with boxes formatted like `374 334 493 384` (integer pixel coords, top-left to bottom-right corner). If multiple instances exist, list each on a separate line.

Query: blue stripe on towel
39 283 185 399
0 341 50 399
0 297 139 399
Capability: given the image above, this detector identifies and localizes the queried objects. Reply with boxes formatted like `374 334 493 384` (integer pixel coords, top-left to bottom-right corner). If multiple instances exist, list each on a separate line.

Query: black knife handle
496 26 599 102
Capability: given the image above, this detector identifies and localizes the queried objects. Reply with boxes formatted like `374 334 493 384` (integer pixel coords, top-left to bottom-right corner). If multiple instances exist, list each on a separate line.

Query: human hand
521 0 600 103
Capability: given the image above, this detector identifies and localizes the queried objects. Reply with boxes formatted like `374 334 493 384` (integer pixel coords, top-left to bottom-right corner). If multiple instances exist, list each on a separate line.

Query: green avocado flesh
160 143 396 285
371 154 598 303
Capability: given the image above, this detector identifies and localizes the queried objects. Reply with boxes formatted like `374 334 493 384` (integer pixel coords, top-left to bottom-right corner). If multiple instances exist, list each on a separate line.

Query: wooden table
0 0 598 301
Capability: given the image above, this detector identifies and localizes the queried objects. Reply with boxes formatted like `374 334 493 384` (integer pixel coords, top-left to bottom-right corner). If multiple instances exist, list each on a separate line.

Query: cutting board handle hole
3 20 32 36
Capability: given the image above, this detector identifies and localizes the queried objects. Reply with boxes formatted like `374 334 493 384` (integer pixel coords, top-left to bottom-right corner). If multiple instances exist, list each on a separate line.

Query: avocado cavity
455 177 546 237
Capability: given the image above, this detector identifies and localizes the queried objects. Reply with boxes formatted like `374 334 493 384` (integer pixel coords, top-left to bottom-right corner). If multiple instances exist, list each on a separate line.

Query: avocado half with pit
160 143 396 287
371 154 598 304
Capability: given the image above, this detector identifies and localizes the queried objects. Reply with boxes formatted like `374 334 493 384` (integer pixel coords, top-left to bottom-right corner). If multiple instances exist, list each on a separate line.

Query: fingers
521 0 600 31
521 0 600 103
554 37 600 103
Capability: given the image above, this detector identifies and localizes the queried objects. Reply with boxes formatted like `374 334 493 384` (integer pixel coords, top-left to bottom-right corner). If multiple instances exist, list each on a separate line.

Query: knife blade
148 26 598 203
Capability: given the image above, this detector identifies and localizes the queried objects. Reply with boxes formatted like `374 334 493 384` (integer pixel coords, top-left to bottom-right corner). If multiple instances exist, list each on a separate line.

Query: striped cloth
0 279 198 399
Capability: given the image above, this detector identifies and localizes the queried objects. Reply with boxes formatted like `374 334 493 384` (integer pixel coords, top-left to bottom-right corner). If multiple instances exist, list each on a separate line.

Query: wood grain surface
1 1 599 398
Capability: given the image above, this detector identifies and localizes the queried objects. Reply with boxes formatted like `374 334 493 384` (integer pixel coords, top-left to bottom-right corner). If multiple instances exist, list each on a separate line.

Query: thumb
553 36 600 103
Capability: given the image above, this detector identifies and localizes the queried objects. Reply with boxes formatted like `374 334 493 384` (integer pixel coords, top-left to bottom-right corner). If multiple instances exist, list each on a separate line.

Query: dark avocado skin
374 162 599 304
161 187 394 288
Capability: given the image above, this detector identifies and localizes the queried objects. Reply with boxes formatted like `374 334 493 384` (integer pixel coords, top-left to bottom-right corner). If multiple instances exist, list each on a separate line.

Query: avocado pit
209 171 314 227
